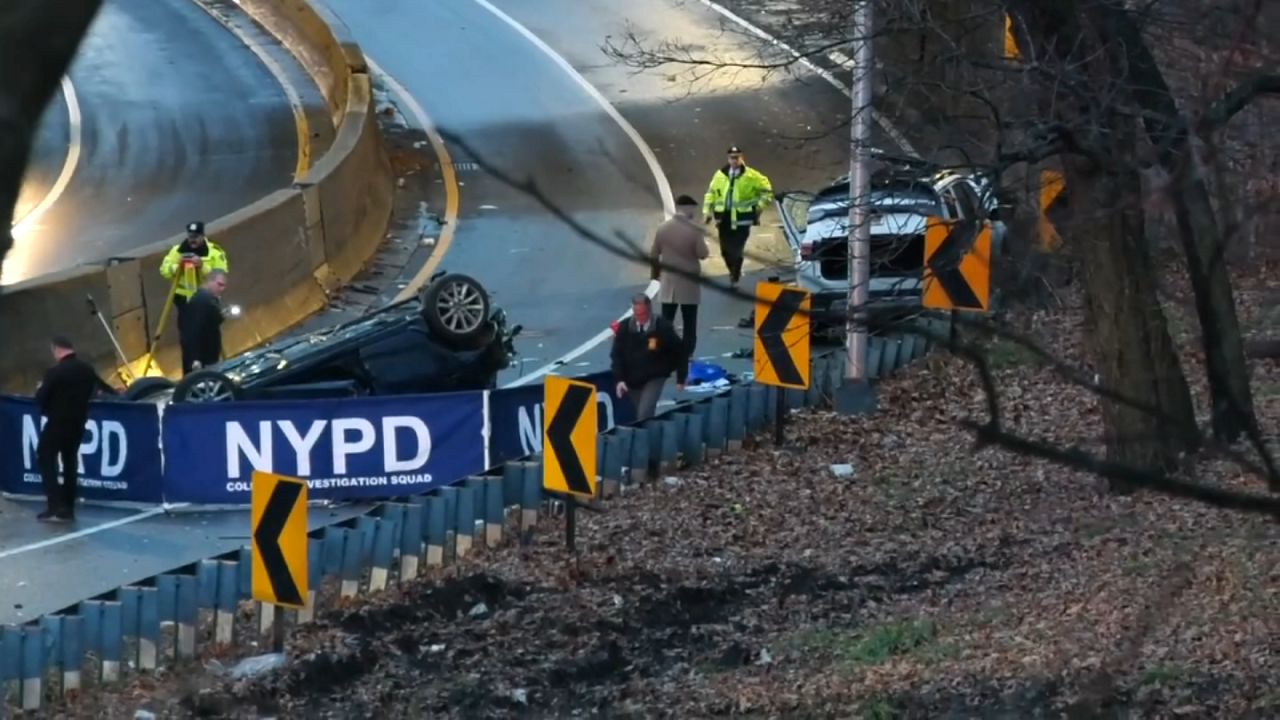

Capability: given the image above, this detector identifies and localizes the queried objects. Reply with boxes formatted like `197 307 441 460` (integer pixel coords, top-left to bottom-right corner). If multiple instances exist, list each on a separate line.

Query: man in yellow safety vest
160 220 228 312
702 146 773 289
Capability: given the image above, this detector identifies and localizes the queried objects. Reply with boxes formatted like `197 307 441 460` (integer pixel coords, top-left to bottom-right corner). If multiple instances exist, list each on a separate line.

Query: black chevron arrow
759 288 806 386
254 480 304 606
927 221 982 309
548 383 593 496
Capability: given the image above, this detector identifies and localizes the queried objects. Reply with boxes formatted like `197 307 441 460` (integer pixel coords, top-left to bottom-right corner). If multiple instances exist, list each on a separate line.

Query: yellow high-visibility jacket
160 240 228 300
703 165 773 228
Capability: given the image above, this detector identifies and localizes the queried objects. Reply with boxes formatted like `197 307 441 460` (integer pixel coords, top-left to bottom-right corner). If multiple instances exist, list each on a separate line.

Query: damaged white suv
775 158 1005 338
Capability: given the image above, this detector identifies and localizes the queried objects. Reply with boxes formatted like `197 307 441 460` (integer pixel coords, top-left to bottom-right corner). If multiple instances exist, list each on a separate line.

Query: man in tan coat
650 194 710 357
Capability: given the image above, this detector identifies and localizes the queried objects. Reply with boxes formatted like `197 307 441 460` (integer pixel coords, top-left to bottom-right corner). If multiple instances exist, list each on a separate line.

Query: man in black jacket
178 269 229 375
34 336 115 522
610 293 688 421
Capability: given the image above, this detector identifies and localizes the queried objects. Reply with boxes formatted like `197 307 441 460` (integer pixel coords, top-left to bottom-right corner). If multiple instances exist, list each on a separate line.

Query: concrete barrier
0 0 393 392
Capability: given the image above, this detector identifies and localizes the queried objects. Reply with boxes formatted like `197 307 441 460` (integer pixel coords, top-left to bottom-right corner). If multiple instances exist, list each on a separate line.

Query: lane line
0 507 170 561
192 0 312 179
11 76 82 238
693 0 918 157
368 58 463 304
463 0 674 388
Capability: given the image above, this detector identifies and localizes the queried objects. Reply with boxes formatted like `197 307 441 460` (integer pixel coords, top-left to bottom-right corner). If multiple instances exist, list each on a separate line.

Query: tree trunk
1068 153 1200 483
1009 0 1200 481
1099 1 1258 443
0 0 104 278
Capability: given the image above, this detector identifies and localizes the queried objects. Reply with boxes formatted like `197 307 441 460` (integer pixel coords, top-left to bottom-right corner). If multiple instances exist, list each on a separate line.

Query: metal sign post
835 0 879 415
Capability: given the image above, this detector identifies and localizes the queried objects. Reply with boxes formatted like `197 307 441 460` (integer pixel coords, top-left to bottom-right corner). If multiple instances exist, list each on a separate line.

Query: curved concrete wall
0 0 393 393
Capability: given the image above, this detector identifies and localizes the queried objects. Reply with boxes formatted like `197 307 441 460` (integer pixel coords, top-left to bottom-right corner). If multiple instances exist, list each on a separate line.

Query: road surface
3 0 330 286
0 0 904 626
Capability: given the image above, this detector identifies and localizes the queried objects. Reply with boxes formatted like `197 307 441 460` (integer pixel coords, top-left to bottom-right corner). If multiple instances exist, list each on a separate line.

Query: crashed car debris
775 154 1006 337
121 272 522 403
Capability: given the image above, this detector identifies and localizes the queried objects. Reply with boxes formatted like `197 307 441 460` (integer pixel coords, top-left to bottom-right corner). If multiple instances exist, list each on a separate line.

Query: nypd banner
485 371 633 468
0 395 164 504
160 391 486 504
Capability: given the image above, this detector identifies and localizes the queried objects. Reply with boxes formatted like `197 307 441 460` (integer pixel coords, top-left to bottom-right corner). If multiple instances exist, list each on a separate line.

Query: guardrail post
371 518 397 592
682 408 706 467
217 561 238 646
658 416 681 473
455 485 476 559
748 385 768 434
322 526 345 595
20 625 42 710
520 460 542 532
298 539 323 624
628 427 652 484
464 478 488 546
61 614 83 695
601 433 625 497
502 463 524 526
399 502 425 581
484 477 504 546
196 560 218 648
439 487 459 561
176 575 197 659
340 527 362 598
2 624 21 705
727 385 748 449
355 516 378 569
119 587 140 669
378 504 406 564
138 587 160 671
707 395 729 457
100 600 123 683
426 494 447 567
39 616 60 703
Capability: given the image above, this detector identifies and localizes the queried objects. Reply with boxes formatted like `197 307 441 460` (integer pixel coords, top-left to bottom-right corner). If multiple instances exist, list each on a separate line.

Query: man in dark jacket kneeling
610 293 688 421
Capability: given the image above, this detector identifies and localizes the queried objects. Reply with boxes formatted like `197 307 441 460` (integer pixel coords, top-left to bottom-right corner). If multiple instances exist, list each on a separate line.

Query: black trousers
38 428 82 514
717 225 751 282
661 302 699 358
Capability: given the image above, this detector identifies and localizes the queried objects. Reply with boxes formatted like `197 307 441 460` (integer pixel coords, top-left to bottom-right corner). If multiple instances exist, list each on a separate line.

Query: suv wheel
173 369 243 403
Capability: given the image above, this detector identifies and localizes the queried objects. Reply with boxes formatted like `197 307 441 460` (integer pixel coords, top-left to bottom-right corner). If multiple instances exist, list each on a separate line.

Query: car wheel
420 273 492 348
122 377 176 401
173 369 243 403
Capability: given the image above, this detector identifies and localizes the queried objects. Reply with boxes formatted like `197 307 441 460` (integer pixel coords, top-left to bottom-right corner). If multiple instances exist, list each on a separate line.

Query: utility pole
834 0 878 415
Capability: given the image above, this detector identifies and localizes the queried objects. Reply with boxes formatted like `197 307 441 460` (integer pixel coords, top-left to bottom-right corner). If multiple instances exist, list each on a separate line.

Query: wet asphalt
2 0 323 286
0 0 905 625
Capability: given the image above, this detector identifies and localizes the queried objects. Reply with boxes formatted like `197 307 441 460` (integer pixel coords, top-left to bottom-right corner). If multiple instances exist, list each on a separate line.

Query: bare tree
0 1 103 281
603 0 1278 480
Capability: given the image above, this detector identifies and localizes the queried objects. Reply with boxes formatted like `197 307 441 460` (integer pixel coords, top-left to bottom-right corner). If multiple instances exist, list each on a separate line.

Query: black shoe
49 511 74 523
36 509 56 522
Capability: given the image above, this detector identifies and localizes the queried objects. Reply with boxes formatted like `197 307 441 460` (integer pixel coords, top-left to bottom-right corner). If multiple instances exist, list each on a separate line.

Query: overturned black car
122 272 521 403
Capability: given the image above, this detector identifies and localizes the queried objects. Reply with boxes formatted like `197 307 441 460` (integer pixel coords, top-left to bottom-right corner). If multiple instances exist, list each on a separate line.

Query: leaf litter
26 276 1280 719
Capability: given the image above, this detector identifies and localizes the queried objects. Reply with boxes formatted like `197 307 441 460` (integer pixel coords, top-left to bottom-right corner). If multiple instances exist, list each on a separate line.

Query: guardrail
0 0 393 396
0 322 946 713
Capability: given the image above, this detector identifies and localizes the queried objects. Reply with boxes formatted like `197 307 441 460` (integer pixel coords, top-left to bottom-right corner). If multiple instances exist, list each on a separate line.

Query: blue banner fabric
486 370 634 468
160 391 486 504
0 395 164 504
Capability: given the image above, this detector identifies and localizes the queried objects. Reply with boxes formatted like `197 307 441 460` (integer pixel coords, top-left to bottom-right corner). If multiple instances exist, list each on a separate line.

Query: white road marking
0 506 170 561
693 0 918 157
463 0 674 388
11 76 82 239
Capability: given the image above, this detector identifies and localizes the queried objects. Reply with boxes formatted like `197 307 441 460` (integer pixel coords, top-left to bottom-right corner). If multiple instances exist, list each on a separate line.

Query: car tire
420 273 492 349
122 377 176 401
173 369 243 403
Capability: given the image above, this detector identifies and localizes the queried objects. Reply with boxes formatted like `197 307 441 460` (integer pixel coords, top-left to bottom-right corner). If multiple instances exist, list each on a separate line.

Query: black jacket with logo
610 315 688 387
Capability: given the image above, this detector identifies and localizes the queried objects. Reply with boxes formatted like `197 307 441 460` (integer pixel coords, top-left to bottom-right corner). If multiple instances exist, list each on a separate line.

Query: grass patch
1139 663 1187 688
789 620 945 668
985 338 1040 371
859 694 902 720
